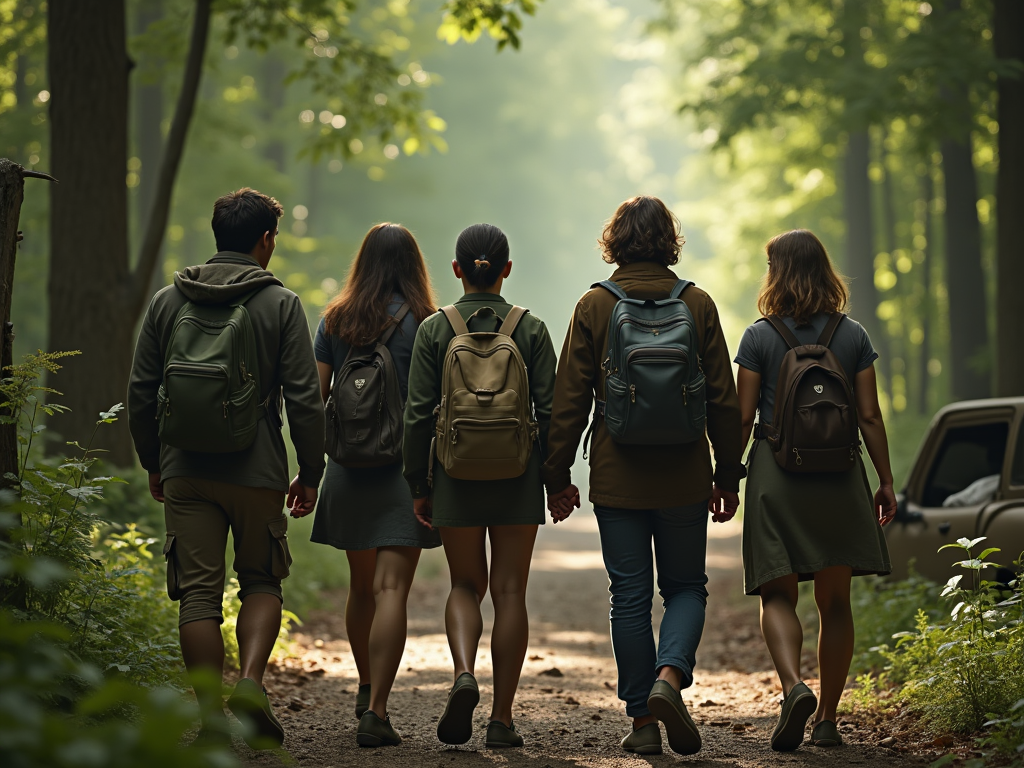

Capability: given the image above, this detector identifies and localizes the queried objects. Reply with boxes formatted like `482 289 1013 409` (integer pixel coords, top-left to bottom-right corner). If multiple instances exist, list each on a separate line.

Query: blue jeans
594 501 710 717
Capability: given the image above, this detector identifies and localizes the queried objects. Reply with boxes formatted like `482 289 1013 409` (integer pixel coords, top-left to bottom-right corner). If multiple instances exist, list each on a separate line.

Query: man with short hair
128 188 325 748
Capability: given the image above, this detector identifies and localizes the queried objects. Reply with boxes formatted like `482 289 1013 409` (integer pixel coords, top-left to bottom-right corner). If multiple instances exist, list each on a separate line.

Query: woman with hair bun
735 229 895 751
403 223 557 749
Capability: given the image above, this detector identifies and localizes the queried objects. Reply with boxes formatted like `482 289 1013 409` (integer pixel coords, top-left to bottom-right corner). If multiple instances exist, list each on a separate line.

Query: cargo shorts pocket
163 532 183 601
268 517 292 580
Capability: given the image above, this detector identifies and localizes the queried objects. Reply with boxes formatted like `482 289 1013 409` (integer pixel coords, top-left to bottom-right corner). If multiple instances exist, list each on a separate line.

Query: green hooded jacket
127 252 326 492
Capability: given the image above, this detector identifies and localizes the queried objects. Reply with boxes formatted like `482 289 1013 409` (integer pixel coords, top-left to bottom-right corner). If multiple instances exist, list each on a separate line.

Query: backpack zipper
793 448 803 466
165 363 227 378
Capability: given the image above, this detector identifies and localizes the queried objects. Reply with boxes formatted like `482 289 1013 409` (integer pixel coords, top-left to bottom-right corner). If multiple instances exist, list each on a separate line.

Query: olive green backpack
431 305 537 482
157 291 266 453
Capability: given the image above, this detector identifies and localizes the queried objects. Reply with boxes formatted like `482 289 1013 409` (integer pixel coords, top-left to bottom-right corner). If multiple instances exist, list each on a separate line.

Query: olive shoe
485 720 524 748
647 680 701 755
770 682 817 751
621 722 663 755
226 677 285 750
355 683 371 719
436 672 480 745
810 719 843 747
357 710 402 747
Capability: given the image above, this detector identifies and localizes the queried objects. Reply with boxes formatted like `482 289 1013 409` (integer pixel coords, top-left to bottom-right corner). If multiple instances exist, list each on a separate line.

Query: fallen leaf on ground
540 668 564 677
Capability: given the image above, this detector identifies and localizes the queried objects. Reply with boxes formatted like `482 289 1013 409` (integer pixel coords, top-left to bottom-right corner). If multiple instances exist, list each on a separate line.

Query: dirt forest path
241 512 929 768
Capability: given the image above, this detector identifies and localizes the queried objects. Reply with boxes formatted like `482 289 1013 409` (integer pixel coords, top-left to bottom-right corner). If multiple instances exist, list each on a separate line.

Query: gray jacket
127 252 326 492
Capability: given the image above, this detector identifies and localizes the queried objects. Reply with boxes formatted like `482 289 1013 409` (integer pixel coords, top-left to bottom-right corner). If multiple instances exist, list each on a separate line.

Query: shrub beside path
241 512 930 767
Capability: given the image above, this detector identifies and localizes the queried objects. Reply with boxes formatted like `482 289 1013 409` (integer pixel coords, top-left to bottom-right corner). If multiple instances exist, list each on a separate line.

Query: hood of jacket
173 252 284 305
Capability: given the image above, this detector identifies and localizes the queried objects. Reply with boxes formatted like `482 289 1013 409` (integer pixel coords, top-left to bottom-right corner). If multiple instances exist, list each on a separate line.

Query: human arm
541 298 596 507
403 318 440 499
279 296 326 492
699 294 742 517
855 364 897 526
317 362 332 404
527 319 558 457
737 366 761 455
127 297 165 500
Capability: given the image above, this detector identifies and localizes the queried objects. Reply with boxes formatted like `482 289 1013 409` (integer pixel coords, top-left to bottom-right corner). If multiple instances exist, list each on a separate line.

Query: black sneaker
771 682 817 751
226 677 285 750
436 672 479 745
621 722 663 755
355 683 371 719
647 680 701 755
485 720 524 748
357 710 402 747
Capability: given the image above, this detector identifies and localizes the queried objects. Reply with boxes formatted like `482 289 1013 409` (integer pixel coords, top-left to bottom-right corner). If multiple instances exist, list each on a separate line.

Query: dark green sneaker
355 683 371 719
647 680 701 755
485 720 524 748
810 719 842 747
621 722 663 755
436 672 479 745
226 677 285 750
357 710 402 747
191 711 232 750
770 682 817 751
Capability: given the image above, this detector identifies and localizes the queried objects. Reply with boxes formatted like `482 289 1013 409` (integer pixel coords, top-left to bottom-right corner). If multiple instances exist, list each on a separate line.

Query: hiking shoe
191 711 232 750
485 720 524 748
355 683 371 719
436 672 479 745
357 710 402 747
621 722 663 755
647 680 701 755
770 681 817 751
810 719 843 747
226 677 285 750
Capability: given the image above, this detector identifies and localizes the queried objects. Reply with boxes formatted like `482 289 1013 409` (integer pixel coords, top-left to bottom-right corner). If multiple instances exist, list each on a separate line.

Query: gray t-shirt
734 313 878 426
314 294 418 400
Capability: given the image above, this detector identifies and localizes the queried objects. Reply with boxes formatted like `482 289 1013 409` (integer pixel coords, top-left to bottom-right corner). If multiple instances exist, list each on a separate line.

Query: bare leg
237 593 283 686
812 566 854 724
367 546 421 716
439 527 488 680
180 618 225 717
345 549 377 686
759 574 803 695
487 525 538 727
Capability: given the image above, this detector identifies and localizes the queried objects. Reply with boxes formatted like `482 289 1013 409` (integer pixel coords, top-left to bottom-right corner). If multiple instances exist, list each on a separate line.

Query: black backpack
325 304 409 468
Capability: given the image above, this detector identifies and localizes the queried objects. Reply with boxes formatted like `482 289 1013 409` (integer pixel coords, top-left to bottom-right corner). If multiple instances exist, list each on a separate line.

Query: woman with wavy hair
735 229 895 751
309 223 441 746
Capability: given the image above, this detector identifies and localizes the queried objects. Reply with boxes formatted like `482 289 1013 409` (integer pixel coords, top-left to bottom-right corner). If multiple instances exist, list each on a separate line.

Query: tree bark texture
918 169 935 415
843 132 887 376
47 0 135 463
47 0 211 465
0 160 26 491
134 0 166 298
994 0 1024 397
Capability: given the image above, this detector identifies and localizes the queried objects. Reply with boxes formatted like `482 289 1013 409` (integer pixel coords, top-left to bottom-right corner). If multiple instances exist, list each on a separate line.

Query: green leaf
967 536 987 549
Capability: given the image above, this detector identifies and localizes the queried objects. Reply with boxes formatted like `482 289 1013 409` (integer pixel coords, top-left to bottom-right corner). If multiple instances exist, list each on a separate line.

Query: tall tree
45 0 541 463
993 0 1024 397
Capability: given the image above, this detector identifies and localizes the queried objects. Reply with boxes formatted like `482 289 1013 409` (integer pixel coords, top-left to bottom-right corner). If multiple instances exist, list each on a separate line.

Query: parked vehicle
887 397 1024 582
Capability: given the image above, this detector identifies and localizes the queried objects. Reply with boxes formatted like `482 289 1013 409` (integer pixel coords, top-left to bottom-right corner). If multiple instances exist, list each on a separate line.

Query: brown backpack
760 313 860 473
430 304 537 482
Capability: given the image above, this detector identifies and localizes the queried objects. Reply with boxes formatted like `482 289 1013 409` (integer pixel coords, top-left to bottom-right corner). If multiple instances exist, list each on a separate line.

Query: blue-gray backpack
586 278 707 452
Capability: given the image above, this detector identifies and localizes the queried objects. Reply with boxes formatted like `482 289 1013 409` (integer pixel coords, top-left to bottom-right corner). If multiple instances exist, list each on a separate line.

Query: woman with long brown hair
735 229 895 751
309 223 440 747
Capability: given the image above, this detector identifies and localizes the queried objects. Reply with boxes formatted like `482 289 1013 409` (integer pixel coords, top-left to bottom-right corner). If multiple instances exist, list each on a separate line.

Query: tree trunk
994 0 1024 397
918 169 935 415
47 0 211 465
0 160 26 491
134 0 166 297
261 54 287 173
47 0 135 463
843 131 888 377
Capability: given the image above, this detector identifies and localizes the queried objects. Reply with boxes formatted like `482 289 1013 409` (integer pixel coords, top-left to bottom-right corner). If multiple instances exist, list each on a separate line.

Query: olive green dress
403 294 557 527
736 313 891 595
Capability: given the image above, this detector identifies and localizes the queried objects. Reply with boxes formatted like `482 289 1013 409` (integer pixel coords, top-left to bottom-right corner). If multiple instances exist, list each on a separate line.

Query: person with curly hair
541 196 743 757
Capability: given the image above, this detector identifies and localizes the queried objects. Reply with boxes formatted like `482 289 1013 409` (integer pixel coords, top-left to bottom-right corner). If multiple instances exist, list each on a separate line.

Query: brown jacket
541 261 742 509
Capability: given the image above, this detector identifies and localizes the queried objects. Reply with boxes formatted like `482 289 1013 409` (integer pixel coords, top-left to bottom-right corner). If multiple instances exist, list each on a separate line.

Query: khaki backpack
430 304 537 482
760 313 861 473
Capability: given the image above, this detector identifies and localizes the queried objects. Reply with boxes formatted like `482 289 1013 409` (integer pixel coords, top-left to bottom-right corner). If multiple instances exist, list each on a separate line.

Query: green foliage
439 0 540 49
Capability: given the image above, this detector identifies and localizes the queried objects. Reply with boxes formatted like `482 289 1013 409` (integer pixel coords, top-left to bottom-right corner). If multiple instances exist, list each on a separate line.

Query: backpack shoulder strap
592 280 628 300
498 305 529 337
227 285 268 308
670 279 694 299
764 315 803 350
816 312 846 348
441 305 470 336
378 303 411 346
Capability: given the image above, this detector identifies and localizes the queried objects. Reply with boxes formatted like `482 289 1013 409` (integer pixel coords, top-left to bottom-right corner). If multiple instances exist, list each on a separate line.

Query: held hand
547 484 581 524
148 473 165 503
709 485 739 523
287 475 318 518
413 496 434 530
875 484 897 527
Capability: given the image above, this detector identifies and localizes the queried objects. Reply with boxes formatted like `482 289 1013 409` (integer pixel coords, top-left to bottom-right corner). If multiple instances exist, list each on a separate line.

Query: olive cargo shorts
162 477 291 626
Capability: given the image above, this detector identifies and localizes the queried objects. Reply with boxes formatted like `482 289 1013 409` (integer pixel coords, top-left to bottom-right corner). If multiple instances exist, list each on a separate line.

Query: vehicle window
921 421 1009 507
1012 423 1024 487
